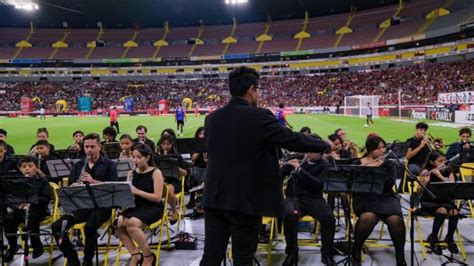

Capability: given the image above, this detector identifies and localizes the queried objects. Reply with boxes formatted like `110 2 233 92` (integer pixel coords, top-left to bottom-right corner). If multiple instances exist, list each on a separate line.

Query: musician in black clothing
446 127 471 160
419 151 459 255
101 126 118 144
134 125 156 151
352 136 406 266
29 127 56 153
0 128 15 156
3 156 52 262
51 133 118 266
281 142 336 265
0 140 18 172
406 122 431 176
67 130 84 152
31 140 59 181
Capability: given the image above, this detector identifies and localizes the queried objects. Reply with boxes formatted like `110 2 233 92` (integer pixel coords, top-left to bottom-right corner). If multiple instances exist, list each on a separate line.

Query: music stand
2 176 40 265
425 182 472 265
323 165 388 266
176 138 207 154
46 159 80 184
102 142 121 159
460 147 474 164
389 141 409 158
112 159 135 181
155 155 180 179
57 182 135 265
55 149 82 160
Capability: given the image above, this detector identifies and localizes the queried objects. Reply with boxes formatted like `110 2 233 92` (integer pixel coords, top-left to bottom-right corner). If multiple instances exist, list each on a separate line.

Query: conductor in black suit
200 66 333 265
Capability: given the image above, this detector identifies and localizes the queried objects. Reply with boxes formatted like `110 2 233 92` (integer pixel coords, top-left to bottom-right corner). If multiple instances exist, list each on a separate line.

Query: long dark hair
157 134 178 155
160 128 177 139
426 151 445 171
133 143 155 167
194 127 205 139
364 135 386 157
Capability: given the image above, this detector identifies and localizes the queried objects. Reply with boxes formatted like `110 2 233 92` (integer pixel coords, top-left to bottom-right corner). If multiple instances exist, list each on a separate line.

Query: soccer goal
344 95 380 117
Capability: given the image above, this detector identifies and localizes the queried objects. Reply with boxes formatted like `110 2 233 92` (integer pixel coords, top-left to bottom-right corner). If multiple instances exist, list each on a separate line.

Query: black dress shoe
282 253 298 266
321 256 336 265
396 254 407 266
4 245 19 262
445 238 459 254
428 234 442 255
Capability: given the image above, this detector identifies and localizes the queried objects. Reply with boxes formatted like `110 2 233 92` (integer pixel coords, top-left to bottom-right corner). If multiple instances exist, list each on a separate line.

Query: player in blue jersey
175 105 186 136
275 103 293 129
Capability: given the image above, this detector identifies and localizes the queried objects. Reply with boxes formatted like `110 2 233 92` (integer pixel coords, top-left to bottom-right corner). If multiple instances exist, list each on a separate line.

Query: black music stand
2 176 40 265
57 182 135 265
427 182 474 265
112 159 135 181
176 138 207 154
323 165 388 266
103 143 121 159
56 149 82 160
155 155 180 179
460 147 474 164
388 141 409 158
46 159 80 184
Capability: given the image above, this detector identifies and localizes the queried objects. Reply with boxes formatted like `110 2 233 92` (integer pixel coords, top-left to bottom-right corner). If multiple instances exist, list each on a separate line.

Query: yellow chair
257 217 279 263
458 163 474 218
115 184 171 266
295 216 320 247
175 175 186 228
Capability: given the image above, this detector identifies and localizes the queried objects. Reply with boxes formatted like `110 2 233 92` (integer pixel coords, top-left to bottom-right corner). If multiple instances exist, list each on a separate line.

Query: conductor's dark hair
365 136 387 155
136 125 148 133
228 66 259 97
133 143 154 167
415 122 429 130
102 126 117 139
19 155 39 167
83 133 101 144
72 130 84 137
300 127 311 134
459 127 472 136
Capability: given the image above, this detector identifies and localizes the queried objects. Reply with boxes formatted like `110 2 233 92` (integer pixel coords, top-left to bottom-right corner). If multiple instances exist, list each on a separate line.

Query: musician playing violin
419 151 459 255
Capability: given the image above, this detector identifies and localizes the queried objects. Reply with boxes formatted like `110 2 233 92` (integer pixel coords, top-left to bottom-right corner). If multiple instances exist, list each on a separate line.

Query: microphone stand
284 157 308 266
385 150 436 266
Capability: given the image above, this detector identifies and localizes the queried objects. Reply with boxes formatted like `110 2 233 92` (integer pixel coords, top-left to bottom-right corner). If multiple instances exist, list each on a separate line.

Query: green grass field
0 114 462 154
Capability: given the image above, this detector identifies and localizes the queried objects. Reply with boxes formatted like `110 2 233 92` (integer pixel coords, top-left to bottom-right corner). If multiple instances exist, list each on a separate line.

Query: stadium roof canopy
0 0 398 28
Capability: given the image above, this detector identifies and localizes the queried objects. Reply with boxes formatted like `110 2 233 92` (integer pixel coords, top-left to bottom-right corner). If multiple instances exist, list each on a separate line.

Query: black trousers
52 209 111 264
3 207 48 249
110 121 120 133
177 120 184 133
200 208 261 266
283 197 335 258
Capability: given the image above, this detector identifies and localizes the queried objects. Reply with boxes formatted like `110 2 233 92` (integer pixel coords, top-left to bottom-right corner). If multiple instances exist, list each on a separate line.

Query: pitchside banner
455 111 474 124
405 108 454 122
438 91 474 104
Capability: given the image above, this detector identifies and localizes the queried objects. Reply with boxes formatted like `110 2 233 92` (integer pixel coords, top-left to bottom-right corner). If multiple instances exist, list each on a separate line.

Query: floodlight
225 0 248 5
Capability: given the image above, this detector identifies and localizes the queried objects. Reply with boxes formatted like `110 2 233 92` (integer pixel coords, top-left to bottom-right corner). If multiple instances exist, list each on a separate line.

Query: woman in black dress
352 135 406 266
116 144 164 266
419 151 459 255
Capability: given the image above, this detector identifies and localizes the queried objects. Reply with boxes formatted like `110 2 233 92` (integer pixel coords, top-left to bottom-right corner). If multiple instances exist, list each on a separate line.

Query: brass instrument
423 133 443 151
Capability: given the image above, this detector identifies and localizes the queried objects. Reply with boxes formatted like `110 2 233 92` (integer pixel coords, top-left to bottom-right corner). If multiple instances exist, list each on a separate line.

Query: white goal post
344 95 381 117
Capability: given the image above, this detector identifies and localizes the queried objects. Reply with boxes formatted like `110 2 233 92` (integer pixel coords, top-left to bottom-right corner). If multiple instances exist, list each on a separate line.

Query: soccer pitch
0 114 462 154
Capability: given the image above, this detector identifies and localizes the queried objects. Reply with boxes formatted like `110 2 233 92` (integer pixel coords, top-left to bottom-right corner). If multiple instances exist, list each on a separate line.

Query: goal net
344 95 380 117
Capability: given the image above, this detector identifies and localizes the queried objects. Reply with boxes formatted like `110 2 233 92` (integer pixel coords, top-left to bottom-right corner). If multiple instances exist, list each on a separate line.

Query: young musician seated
156 134 188 222
160 128 177 140
67 130 84 152
446 127 472 160
3 156 52 262
187 127 206 217
352 136 406 266
29 127 55 153
0 128 16 156
52 133 118 266
335 128 359 157
101 126 118 144
119 134 134 160
116 144 164 266
134 125 156 152
0 140 18 172
281 138 336 266
419 151 459 255
32 140 58 181
406 122 431 176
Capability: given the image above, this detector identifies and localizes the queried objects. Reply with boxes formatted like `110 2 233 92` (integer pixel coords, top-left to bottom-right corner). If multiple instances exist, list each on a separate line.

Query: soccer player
109 107 120 134
39 104 46 120
175 105 186 136
276 103 293 129
365 102 374 126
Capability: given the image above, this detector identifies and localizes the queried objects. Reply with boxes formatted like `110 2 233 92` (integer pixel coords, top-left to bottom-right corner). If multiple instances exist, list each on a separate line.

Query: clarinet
79 156 90 184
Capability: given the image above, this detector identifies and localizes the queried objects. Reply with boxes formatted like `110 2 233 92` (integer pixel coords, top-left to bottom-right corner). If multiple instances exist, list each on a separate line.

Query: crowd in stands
0 59 473 112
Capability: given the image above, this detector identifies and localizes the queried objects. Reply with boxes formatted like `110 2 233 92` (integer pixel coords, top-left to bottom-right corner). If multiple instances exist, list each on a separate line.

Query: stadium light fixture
1 0 39 11
225 0 248 5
